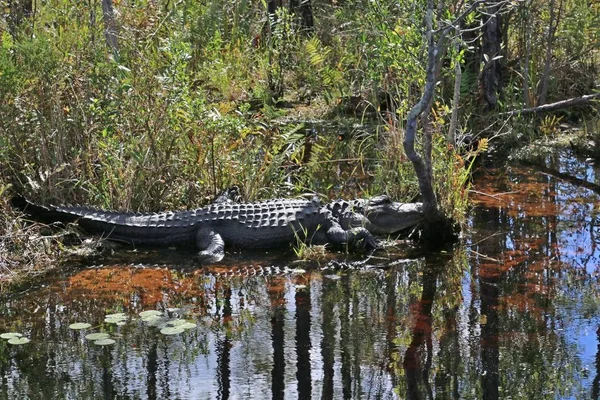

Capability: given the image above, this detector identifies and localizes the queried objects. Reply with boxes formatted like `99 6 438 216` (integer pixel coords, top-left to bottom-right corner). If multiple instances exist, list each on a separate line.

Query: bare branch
501 93 600 116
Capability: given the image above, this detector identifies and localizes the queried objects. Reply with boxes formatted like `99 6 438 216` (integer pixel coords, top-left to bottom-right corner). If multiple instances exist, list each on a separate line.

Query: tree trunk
102 0 119 54
7 0 33 36
265 0 285 101
402 0 438 217
481 1 504 110
537 0 562 105
448 39 462 145
521 1 533 108
289 0 314 32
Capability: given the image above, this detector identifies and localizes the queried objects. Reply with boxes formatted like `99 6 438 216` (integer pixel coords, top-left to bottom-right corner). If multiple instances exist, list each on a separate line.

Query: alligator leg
325 220 380 250
196 228 225 263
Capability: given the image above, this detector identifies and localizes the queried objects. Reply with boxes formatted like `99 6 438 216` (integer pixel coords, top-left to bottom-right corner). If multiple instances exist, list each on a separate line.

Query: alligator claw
363 235 381 251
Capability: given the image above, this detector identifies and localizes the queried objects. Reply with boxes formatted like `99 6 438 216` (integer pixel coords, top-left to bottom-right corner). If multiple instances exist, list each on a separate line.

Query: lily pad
69 323 92 330
160 326 185 335
180 322 197 330
1 332 23 340
85 333 111 341
141 315 164 324
94 338 116 346
8 337 30 345
164 319 196 330
166 319 187 327
104 313 128 324
139 310 162 318
105 313 126 320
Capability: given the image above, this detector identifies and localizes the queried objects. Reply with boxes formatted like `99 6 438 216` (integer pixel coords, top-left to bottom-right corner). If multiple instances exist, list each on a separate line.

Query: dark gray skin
13 195 423 263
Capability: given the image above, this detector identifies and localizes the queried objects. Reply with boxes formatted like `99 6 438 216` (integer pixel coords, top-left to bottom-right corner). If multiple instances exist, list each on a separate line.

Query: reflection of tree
480 278 499 400
402 260 440 400
216 285 232 400
100 348 116 399
295 275 312 400
146 340 158 399
384 267 399 391
268 276 287 400
594 326 600 399
434 287 461 397
474 203 502 400
340 274 352 399
471 168 588 399
321 278 336 399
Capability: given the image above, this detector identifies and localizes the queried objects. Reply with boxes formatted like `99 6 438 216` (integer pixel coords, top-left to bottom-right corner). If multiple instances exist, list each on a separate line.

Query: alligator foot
326 223 380 250
196 228 225 263
347 227 380 250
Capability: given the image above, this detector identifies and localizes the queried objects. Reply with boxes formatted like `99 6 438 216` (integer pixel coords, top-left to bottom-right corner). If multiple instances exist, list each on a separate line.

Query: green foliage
0 0 596 228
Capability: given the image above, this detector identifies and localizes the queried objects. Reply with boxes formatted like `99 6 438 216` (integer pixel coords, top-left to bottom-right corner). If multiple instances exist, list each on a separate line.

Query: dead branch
501 93 600 116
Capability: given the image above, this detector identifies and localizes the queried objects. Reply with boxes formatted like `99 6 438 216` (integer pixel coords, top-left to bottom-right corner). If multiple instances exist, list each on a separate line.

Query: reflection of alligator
12 195 423 263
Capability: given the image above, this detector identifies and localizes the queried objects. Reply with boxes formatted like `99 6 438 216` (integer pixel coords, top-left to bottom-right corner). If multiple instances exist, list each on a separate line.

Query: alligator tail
11 196 79 225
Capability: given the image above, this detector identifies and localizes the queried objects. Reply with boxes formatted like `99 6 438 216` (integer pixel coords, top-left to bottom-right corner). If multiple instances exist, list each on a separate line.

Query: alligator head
360 195 423 234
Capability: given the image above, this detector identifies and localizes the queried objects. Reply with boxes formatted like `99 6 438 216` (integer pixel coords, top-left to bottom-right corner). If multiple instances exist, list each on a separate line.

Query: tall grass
3 0 594 214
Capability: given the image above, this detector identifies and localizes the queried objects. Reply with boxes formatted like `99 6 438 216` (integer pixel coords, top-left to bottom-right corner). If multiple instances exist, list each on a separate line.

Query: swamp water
1 153 599 399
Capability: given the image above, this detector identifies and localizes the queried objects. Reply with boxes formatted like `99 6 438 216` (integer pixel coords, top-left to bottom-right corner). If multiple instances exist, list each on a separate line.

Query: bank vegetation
0 0 598 283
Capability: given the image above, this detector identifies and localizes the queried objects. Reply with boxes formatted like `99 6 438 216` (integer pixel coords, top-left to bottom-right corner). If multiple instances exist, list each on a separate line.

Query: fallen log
501 93 600 116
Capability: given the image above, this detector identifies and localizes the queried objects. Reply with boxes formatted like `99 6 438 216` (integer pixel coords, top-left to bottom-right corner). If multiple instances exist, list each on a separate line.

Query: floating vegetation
139 310 163 318
157 319 197 335
83 329 115 345
69 323 92 330
166 319 187 327
94 338 116 346
1 332 23 339
160 326 186 335
1 332 30 345
167 319 196 330
105 313 126 319
85 333 111 341
104 313 128 325
138 310 167 326
8 337 30 345
142 315 165 326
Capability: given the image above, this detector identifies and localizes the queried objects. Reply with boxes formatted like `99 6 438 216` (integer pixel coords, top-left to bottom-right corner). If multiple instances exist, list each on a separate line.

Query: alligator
11 195 423 263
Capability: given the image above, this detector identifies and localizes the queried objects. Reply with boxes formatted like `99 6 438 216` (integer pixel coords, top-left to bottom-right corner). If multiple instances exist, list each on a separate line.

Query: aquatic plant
68 323 92 330
1 332 30 345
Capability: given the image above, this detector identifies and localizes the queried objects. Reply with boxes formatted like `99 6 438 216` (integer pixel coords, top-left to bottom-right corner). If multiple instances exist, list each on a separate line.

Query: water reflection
1 160 600 399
